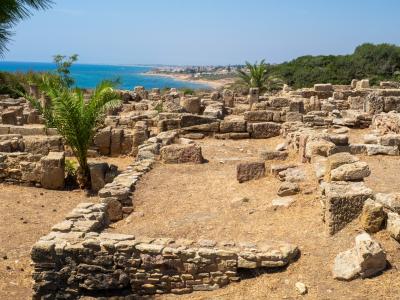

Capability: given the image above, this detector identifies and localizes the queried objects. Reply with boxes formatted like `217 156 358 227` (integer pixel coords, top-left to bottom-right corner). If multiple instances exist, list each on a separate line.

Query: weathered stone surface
322 181 374 235
237 161 265 183
203 103 225 119
359 199 385 233
325 152 359 179
386 212 400 241
180 97 201 114
277 182 300 197
305 140 336 159
180 114 217 128
271 197 295 208
314 83 333 92
160 144 204 164
220 118 246 133
244 110 274 122
278 167 305 182
330 161 371 181
379 134 400 146
259 150 288 161
375 193 400 213
356 232 386 278
332 248 360 281
110 128 123 156
333 233 386 281
286 112 303 122
89 163 109 192
102 197 123 222
247 122 281 139
223 89 234 107
365 144 399 156
40 151 65 190
295 282 308 295
93 126 111 155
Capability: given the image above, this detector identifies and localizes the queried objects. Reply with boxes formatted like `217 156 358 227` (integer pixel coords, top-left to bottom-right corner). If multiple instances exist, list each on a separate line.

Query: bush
182 88 195 95
270 43 400 88
0 71 28 97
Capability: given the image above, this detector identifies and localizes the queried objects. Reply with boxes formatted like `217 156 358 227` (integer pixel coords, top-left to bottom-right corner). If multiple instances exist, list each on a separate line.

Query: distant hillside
270 43 400 88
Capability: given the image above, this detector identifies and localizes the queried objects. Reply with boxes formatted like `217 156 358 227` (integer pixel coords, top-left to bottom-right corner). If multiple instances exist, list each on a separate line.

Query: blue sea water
0 61 210 90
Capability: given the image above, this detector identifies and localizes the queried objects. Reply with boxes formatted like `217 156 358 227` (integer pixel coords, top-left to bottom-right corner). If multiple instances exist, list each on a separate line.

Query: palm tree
0 0 53 55
39 76 121 188
237 59 284 93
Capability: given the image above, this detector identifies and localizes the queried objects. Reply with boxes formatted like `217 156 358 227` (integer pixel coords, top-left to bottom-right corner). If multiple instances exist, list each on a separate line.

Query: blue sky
3 0 400 65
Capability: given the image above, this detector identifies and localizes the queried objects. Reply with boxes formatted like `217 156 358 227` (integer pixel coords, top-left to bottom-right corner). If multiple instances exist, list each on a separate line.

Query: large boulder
160 144 204 164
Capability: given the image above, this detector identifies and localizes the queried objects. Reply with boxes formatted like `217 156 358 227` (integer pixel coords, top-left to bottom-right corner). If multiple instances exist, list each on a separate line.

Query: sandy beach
145 71 235 89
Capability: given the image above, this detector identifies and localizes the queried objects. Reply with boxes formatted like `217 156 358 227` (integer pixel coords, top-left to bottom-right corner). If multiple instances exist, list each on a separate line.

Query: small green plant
182 88 195 96
154 102 164 113
65 159 77 177
65 159 78 189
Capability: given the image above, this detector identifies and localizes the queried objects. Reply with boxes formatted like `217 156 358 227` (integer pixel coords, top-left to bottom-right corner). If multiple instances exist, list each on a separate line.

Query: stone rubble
333 232 386 281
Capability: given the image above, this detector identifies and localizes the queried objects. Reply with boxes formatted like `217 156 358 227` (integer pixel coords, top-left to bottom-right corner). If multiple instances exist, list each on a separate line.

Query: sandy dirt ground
0 156 132 300
0 185 97 300
107 136 400 300
2 131 400 299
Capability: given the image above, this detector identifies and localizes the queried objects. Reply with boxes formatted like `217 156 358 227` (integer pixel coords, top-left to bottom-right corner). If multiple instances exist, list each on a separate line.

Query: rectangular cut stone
322 181 374 235
237 161 265 183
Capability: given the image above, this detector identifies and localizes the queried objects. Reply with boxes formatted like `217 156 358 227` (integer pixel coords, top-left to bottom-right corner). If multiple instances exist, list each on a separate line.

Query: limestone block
236 161 265 183
322 181 373 235
40 151 65 190
247 122 281 139
160 144 204 164
359 199 385 233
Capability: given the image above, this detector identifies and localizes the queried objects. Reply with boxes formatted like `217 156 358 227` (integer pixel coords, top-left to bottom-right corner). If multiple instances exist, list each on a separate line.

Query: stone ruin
1 80 400 297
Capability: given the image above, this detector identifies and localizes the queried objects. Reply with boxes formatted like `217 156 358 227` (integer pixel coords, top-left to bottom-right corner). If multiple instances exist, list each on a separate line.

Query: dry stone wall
31 147 299 299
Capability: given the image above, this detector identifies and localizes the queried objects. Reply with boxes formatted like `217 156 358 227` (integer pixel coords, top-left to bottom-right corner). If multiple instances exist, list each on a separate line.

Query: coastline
145 72 235 89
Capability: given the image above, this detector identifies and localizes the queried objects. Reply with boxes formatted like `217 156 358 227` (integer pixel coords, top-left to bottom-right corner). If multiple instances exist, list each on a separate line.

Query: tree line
269 43 400 88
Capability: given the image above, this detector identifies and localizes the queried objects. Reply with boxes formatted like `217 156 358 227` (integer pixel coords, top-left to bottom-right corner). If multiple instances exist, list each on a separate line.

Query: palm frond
236 59 285 93
37 76 121 187
0 0 53 56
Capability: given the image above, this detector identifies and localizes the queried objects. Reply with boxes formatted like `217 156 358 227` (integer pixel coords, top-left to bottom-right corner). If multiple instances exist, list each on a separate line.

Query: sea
0 61 210 90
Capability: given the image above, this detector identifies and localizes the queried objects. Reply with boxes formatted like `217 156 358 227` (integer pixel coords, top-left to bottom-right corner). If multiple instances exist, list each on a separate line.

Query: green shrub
182 88 195 95
154 102 164 113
